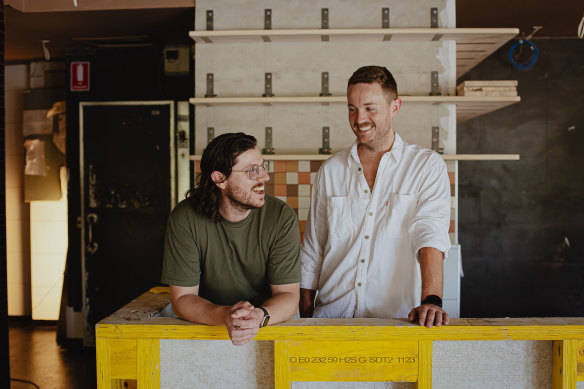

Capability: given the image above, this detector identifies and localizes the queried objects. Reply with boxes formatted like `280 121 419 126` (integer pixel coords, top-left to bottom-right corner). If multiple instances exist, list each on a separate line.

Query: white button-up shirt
300 133 451 319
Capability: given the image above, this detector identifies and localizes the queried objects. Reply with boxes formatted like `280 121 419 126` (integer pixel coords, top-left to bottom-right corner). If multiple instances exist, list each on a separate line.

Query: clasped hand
224 301 263 345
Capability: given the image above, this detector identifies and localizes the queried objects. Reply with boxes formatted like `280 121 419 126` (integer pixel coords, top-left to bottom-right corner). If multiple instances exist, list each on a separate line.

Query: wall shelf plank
189 95 521 123
190 154 520 161
189 28 519 78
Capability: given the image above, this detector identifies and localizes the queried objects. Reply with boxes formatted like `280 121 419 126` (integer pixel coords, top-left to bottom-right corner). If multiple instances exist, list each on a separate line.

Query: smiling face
219 147 269 216
347 82 401 152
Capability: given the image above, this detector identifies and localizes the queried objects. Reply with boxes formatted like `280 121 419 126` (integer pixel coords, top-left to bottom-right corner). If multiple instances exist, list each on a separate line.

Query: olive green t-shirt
161 195 301 307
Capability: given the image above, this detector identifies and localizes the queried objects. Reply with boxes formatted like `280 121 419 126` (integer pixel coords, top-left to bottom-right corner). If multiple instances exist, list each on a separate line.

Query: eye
348 107 357 113
366 107 376 112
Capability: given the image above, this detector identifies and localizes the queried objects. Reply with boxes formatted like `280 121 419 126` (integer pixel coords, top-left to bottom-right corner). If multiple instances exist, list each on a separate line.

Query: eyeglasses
231 160 271 180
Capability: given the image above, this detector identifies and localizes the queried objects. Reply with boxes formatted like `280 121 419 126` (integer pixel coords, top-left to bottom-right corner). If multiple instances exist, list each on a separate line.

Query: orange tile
286 196 298 208
298 172 311 184
448 172 455 184
274 172 286 184
449 220 455 233
286 160 298 172
274 161 286 172
274 184 286 196
195 161 201 173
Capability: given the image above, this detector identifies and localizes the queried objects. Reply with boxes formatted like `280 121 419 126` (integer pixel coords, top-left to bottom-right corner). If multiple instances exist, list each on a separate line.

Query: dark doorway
79 102 174 345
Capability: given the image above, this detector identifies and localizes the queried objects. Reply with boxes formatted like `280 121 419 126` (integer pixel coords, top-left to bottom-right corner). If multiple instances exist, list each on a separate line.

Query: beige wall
5 64 31 316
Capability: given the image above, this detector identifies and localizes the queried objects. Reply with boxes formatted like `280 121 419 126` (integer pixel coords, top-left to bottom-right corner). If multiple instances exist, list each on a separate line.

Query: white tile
31 253 66 288
5 187 29 221
6 219 31 253
30 220 68 254
5 64 29 90
8 283 32 316
310 172 317 184
298 184 311 197
5 155 24 189
4 90 24 123
4 122 24 156
6 250 31 284
275 196 287 202
298 161 310 172
32 284 63 320
298 208 309 221
298 197 311 209
30 199 68 221
285 172 298 185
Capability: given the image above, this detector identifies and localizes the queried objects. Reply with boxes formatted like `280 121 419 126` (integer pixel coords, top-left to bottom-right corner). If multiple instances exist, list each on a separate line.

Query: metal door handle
87 213 99 254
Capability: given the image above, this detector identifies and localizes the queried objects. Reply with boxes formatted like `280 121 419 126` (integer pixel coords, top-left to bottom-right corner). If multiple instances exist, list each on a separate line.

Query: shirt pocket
381 193 415 237
327 196 353 241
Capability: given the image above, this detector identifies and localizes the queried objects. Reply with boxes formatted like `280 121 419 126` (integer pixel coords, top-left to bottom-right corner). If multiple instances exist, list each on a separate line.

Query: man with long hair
300 66 451 327
162 132 301 345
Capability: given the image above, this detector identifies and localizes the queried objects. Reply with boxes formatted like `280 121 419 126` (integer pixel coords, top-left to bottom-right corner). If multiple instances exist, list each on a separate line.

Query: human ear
391 98 402 117
211 171 226 189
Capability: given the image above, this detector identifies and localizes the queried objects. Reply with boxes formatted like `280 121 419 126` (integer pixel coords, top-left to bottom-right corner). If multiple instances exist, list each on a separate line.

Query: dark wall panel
458 38 584 317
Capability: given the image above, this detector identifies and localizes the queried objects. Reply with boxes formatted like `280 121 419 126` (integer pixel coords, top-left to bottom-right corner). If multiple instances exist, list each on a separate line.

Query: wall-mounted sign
71 62 90 91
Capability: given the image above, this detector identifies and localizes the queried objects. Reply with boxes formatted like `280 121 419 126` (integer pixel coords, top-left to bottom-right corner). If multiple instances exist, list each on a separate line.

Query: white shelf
190 154 520 161
189 28 519 78
189 95 521 123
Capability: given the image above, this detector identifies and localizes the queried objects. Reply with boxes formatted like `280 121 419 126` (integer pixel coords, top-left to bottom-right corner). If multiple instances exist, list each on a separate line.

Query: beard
224 182 265 212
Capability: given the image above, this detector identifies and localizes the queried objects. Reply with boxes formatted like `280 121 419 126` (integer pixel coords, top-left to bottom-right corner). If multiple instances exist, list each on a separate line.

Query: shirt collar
348 132 405 167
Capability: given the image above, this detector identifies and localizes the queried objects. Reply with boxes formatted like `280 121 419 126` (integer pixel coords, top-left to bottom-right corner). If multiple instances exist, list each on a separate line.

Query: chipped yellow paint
577 340 584 381
285 340 418 382
110 339 137 379
96 338 111 389
274 341 290 389
416 341 432 389
553 340 577 389
137 339 160 389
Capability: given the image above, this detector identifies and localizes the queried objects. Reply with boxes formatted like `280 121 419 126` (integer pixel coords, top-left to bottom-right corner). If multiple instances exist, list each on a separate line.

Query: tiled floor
9 321 96 389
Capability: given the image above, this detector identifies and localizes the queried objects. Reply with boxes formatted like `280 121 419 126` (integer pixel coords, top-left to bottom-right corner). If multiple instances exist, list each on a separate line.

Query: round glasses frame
231 160 271 180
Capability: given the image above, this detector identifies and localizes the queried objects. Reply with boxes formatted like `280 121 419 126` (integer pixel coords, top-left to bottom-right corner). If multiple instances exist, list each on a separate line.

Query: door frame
78 101 175 345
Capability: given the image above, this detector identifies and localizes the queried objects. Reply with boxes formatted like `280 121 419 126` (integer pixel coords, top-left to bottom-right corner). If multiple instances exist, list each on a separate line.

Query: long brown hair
186 132 257 221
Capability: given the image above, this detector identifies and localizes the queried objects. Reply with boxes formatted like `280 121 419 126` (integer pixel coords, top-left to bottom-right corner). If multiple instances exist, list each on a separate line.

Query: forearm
299 288 316 317
172 293 230 326
419 247 444 300
261 288 300 325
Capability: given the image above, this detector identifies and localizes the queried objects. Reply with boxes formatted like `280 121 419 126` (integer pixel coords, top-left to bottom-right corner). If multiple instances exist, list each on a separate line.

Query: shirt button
360 259 365 263
368 212 373 216
357 282 362 287
364 189 369 194
364 235 369 240
358 167 362 172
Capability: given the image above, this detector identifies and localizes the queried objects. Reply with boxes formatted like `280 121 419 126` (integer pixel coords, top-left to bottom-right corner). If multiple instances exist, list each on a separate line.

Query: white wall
5 64 32 316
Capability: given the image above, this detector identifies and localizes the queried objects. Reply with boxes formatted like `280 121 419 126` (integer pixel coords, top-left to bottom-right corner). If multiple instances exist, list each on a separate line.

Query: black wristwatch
259 307 270 328
421 294 443 308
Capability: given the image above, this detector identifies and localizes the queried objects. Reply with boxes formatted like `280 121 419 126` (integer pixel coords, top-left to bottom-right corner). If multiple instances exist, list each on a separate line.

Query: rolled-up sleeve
410 154 451 259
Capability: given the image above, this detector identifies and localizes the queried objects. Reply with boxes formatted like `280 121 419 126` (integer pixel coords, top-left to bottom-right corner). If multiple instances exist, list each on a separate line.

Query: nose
353 108 368 125
258 166 270 182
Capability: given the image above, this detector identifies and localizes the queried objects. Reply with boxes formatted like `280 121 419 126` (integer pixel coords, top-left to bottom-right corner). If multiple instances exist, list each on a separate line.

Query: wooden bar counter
96 288 584 389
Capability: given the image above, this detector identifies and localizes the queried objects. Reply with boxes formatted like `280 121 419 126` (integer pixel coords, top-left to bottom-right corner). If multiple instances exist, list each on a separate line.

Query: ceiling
3 1 584 62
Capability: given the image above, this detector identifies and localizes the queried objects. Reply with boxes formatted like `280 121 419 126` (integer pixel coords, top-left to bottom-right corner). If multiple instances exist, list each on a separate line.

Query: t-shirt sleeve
267 204 302 285
160 201 201 287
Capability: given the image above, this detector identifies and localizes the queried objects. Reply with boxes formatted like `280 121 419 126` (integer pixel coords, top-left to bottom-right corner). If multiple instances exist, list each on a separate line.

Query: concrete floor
9 321 96 389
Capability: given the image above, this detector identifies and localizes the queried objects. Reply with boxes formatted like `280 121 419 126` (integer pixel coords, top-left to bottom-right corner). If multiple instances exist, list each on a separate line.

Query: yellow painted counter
96 288 584 389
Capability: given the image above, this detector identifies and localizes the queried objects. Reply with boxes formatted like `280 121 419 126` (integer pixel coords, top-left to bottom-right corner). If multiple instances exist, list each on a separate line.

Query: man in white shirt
300 66 451 327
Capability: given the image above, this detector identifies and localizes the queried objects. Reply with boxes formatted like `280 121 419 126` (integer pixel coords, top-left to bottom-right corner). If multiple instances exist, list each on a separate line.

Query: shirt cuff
300 271 319 290
415 241 451 260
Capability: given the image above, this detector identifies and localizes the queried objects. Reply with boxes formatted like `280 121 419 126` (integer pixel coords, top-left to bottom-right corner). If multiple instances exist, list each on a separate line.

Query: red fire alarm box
71 62 90 91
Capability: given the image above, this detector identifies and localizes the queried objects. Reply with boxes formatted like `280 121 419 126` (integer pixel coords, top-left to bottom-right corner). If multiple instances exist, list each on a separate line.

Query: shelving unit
189 28 519 78
189 95 521 123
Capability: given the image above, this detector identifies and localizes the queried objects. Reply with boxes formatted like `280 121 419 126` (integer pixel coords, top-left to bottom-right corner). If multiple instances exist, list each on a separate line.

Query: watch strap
259 307 270 328
421 294 443 308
